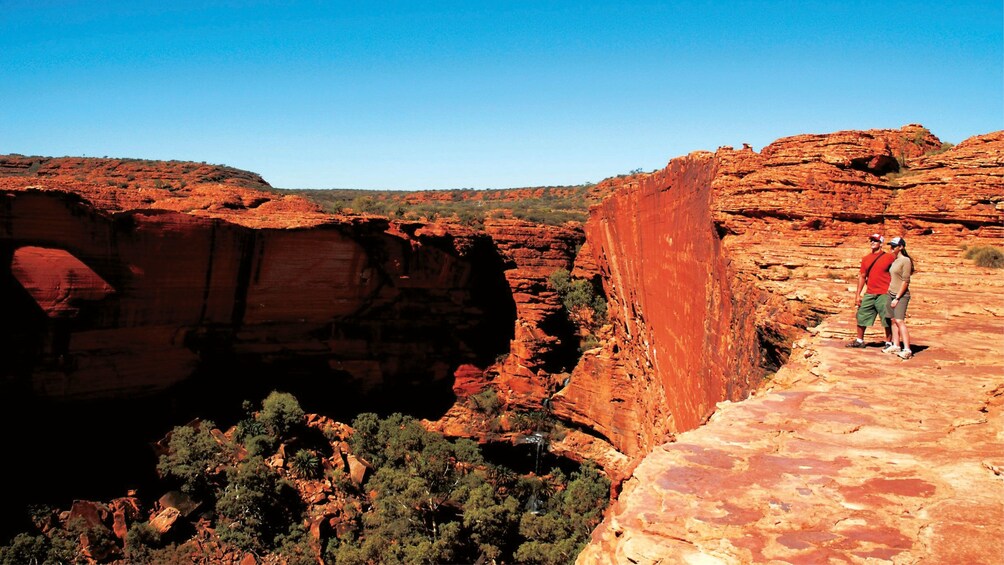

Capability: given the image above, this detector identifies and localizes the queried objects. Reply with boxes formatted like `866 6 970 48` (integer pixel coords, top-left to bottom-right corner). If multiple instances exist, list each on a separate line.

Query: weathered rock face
0 155 272 192
546 127 1002 464
552 154 765 458
0 185 519 404
1 126 1000 536
578 243 1004 564
574 127 1003 561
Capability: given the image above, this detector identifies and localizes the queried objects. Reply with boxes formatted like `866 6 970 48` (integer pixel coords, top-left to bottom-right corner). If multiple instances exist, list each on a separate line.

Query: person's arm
895 280 911 301
890 260 910 306
855 270 865 305
890 280 909 305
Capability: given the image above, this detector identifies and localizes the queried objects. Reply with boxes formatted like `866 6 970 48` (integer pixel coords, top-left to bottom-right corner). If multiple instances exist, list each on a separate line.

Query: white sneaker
897 349 913 360
882 344 901 354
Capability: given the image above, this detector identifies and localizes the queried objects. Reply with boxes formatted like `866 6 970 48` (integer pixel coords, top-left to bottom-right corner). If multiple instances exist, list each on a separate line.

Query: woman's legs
897 319 911 352
890 319 901 348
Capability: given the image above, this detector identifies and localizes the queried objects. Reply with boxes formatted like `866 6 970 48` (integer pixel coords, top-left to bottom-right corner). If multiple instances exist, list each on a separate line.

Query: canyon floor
581 249 1004 564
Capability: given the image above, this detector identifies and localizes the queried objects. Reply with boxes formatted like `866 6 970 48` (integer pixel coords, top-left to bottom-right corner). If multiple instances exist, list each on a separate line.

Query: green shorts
856 293 890 328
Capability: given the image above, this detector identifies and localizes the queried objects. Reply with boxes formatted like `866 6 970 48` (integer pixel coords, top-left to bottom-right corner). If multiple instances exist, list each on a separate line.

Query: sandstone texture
579 246 1004 563
554 154 765 459
0 185 522 402
2 125 1001 563
574 126 1003 562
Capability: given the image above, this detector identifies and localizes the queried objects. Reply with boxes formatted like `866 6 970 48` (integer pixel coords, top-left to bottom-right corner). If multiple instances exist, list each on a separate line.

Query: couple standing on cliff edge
846 233 915 359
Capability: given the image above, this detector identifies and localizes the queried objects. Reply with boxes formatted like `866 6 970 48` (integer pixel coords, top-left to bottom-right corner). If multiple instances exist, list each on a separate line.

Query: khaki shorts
887 292 911 320
856 293 890 327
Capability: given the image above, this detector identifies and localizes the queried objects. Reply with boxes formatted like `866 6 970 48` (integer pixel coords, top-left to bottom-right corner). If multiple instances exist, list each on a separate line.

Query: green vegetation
2 394 610 565
549 268 608 352
155 420 228 496
260 390 306 440
549 269 607 321
926 141 955 156
216 456 300 553
329 412 610 564
963 245 1004 268
274 185 597 226
467 387 503 417
0 531 75 565
290 448 322 479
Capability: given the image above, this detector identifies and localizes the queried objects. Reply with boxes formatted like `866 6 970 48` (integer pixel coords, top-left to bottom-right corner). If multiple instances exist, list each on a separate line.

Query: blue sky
2 1 1001 189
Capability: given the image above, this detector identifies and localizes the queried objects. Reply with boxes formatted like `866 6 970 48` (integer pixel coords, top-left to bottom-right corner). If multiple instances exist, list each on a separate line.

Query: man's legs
849 294 882 347
874 293 891 345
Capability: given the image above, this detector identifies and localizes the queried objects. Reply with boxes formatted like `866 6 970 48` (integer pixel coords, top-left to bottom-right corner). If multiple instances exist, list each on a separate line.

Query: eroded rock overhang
0 189 516 405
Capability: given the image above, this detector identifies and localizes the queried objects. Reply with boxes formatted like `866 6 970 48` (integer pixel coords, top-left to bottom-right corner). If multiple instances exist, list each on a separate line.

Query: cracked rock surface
580 254 1004 564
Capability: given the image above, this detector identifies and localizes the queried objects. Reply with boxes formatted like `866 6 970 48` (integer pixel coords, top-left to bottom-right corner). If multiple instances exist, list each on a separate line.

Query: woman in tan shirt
883 237 914 359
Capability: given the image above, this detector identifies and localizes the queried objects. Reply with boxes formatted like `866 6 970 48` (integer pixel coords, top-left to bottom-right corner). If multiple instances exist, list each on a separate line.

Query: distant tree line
275 185 597 227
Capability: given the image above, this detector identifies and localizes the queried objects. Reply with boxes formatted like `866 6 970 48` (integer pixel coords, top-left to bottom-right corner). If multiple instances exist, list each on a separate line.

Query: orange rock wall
553 154 763 456
0 189 517 400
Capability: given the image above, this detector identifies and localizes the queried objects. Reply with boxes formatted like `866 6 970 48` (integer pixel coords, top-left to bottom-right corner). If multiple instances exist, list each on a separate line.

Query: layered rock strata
552 154 765 459
573 127 1003 561
1 125 999 499
0 186 523 402
579 244 1004 563
550 127 1001 458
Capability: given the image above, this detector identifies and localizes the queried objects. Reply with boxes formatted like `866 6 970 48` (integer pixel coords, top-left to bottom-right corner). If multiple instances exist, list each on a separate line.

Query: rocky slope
571 126 1003 562
578 244 1004 563
1 125 1001 561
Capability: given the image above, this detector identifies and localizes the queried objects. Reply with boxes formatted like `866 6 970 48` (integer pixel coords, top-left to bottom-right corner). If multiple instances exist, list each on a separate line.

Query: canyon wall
551 154 764 458
2 126 999 466
549 125 1002 462
0 185 521 406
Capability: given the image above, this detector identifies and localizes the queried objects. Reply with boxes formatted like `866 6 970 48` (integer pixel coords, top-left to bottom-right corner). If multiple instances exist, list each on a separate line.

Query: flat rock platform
581 259 1004 564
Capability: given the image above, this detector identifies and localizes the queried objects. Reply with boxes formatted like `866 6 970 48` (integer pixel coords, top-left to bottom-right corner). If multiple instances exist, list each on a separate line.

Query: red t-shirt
860 252 895 294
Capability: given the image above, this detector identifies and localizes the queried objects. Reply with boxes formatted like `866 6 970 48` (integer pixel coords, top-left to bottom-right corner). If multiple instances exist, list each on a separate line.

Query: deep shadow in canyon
0 226 520 542
0 356 463 541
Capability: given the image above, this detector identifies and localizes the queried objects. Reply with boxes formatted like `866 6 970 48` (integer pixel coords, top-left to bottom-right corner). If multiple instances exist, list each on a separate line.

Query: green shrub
0 533 51 565
290 449 322 479
246 433 277 457
468 388 502 416
963 245 1004 268
236 416 267 443
549 269 607 323
273 524 316 565
156 421 228 496
125 522 161 562
216 457 299 553
260 391 305 441
510 411 552 434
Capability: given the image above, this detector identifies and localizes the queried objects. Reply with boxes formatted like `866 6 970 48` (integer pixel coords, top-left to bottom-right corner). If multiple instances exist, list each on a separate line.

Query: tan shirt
889 255 913 296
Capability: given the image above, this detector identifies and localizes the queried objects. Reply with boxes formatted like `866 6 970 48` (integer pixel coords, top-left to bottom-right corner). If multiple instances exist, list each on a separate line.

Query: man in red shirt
846 233 896 348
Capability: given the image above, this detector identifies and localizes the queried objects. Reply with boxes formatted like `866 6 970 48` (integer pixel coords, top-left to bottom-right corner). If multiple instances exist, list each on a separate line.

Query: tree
462 483 521 560
260 391 305 441
156 421 228 496
516 461 610 564
216 456 300 553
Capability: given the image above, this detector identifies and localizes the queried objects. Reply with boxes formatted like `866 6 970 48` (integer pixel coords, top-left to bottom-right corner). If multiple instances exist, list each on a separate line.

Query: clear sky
2 1 1001 190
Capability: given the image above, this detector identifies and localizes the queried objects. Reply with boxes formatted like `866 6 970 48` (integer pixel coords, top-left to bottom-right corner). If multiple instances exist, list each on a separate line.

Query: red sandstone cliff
2 125 1000 472
0 172 530 401
1 126 1001 562
545 126 1002 466
577 128 1004 563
